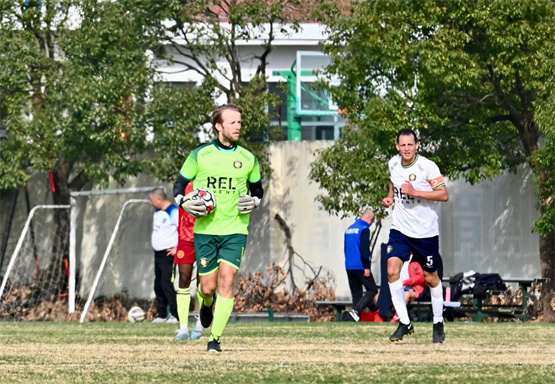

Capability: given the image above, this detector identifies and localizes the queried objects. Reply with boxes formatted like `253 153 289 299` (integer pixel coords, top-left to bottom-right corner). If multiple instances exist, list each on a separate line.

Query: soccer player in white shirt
382 129 449 343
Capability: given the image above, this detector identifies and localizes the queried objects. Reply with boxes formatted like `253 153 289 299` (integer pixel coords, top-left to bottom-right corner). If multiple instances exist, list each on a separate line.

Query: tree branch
226 21 242 97
274 213 297 291
170 40 210 77
487 65 522 127
514 70 529 115
255 21 274 77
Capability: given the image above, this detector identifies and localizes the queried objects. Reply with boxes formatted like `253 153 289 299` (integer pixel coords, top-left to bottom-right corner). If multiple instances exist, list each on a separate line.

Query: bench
450 278 547 322
316 277 546 322
315 300 353 321
188 311 310 323
315 300 460 321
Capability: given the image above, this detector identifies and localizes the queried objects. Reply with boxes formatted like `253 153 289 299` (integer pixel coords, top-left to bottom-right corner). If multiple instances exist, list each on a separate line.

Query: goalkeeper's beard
220 131 239 146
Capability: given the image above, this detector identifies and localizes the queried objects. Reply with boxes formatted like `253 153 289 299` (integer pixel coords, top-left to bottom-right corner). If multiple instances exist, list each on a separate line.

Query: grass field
1 321 554 384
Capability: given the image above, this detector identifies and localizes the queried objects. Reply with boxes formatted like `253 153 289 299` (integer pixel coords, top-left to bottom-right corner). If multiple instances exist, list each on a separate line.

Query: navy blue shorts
387 229 440 273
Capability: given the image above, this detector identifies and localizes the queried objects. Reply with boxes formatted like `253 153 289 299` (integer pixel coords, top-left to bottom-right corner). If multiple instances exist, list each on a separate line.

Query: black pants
154 250 178 319
347 269 378 313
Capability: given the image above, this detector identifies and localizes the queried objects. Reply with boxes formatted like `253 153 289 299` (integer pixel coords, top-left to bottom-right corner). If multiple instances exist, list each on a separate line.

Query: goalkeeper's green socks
197 283 214 307
176 288 191 333
210 296 234 341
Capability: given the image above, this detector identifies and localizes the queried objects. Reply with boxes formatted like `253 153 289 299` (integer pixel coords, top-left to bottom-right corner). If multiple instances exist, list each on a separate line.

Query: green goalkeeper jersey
179 141 261 235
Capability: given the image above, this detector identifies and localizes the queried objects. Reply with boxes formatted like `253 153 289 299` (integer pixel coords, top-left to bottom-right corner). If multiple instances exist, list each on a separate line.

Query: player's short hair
149 187 167 200
211 103 243 132
361 209 375 222
361 209 375 219
396 128 418 143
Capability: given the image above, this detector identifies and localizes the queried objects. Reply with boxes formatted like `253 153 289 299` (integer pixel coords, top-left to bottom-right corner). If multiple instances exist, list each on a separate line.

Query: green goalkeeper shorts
194 233 247 276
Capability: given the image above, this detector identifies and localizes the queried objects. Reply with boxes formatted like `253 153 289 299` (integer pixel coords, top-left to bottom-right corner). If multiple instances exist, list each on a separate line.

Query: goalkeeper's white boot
190 316 205 340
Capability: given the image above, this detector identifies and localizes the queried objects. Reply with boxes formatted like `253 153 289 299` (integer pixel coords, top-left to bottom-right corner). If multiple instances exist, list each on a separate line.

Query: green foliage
234 77 283 178
145 0 303 180
0 0 159 194
0 0 301 194
311 0 555 234
309 125 391 218
144 79 217 182
534 69 555 237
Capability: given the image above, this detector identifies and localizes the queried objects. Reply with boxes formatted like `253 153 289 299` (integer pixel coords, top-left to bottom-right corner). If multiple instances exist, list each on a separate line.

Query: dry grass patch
0 321 554 384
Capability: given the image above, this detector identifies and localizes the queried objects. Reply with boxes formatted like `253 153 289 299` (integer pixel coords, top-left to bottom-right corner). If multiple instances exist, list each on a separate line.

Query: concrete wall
439 166 541 278
0 142 543 303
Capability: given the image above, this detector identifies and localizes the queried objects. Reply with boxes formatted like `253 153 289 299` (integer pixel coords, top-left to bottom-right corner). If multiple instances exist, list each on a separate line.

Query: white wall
439 166 541 278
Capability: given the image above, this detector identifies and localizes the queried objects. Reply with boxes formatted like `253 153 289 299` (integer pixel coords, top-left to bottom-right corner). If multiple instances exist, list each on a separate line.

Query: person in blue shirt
342 209 379 322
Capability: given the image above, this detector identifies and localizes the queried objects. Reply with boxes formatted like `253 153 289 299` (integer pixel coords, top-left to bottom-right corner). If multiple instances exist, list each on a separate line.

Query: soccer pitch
0 322 554 384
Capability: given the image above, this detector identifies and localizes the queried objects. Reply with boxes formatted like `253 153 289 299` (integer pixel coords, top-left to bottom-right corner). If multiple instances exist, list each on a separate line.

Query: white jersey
151 204 179 251
388 154 445 238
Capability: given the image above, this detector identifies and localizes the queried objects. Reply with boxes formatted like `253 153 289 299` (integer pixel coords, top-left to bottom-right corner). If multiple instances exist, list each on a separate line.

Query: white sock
430 283 444 324
195 316 204 330
179 323 189 333
389 279 410 325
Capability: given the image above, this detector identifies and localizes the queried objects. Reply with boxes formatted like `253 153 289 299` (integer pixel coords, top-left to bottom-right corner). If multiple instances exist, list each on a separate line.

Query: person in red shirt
391 261 426 323
173 181 205 340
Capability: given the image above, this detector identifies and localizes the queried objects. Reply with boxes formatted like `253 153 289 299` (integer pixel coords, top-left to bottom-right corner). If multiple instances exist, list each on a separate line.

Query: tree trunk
41 164 73 295
39 163 90 299
524 136 553 322
540 230 555 322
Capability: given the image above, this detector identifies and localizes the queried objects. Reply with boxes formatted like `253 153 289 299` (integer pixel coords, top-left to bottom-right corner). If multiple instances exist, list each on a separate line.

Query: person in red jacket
391 261 426 323
173 181 205 341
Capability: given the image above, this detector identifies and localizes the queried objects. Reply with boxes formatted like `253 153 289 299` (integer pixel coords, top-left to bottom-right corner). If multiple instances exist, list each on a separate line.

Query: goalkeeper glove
237 194 260 215
176 190 208 218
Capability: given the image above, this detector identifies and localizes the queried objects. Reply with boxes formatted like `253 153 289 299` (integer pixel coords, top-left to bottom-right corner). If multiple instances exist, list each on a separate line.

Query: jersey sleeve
427 161 445 190
248 156 261 183
169 205 179 227
179 151 199 181
360 227 370 269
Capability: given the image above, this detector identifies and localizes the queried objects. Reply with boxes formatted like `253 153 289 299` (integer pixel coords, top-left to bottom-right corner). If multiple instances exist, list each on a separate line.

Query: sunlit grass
0 321 554 383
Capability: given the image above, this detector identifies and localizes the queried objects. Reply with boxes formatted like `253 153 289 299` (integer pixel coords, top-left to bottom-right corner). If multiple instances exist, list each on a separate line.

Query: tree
143 0 305 181
0 0 158 287
0 0 159 198
310 0 555 320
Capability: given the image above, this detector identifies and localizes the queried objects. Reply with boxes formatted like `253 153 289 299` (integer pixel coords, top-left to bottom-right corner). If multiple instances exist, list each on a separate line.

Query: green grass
1 321 554 383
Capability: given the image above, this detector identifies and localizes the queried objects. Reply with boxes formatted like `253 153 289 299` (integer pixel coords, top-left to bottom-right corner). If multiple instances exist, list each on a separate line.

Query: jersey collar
214 138 237 152
401 154 419 168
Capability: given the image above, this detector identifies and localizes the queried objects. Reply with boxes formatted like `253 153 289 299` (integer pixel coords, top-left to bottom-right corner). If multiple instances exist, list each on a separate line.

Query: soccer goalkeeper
173 103 263 353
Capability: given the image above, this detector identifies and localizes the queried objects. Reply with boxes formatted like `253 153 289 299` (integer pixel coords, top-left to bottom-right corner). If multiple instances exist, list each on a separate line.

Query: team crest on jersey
387 245 393 254
409 174 417 181
177 250 184 259
233 161 242 169
200 258 208 267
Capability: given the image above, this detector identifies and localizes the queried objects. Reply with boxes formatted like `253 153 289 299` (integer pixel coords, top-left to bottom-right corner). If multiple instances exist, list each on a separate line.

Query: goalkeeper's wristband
175 194 184 206
237 195 261 215
252 196 261 208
